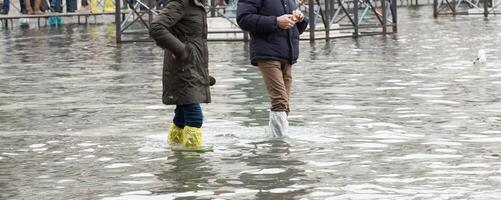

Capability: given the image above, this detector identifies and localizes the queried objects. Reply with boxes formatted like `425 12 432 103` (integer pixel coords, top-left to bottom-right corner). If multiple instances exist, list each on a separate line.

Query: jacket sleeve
149 0 188 56
296 18 309 35
236 0 279 34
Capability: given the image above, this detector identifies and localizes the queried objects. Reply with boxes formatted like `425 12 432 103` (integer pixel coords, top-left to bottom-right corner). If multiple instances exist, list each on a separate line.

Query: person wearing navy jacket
237 0 308 137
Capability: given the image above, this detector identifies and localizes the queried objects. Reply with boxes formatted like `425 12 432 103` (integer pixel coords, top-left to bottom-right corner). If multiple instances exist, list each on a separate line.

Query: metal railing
433 0 501 17
115 0 398 43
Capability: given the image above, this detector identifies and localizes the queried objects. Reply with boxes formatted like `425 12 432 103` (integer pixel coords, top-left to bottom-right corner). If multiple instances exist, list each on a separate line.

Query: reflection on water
1 6 501 199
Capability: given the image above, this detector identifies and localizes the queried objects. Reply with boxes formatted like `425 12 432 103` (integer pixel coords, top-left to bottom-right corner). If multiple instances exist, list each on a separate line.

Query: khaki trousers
256 60 292 113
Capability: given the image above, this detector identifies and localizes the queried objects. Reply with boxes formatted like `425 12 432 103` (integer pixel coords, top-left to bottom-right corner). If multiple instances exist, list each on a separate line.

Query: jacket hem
251 57 297 66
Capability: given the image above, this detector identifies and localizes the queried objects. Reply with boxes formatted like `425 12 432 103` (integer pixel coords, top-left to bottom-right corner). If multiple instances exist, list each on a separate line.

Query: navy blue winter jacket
236 0 308 66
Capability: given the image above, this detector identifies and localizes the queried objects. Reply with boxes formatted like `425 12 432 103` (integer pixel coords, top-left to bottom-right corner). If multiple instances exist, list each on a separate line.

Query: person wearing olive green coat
150 0 211 148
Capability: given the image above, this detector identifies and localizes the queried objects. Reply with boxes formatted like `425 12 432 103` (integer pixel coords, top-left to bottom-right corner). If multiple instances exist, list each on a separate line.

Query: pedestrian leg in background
49 16 56 26
67 0 77 12
1 0 9 14
121 0 127 9
33 0 44 14
257 60 290 137
24 0 33 14
19 0 27 13
40 0 50 12
79 0 89 12
50 0 62 12
48 16 61 26
19 0 30 28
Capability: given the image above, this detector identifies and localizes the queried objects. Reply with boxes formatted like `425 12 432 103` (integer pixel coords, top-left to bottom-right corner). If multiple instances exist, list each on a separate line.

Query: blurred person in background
50 0 62 12
66 0 77 12
25 0 45 14
1 0 28 14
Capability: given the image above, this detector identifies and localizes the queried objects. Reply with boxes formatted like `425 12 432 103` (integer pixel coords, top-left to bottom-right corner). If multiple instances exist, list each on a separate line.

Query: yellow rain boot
182 126 202 147
167 123 184 145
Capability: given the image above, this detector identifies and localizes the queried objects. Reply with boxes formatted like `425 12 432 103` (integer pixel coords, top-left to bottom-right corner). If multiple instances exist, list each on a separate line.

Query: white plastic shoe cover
269 111 288 137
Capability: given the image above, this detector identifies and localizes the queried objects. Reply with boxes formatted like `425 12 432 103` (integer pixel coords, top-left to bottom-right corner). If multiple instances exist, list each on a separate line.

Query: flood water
1 6 501 200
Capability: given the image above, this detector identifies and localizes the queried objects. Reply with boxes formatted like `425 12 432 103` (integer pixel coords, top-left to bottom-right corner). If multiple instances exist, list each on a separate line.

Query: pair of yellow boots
167 124 202 147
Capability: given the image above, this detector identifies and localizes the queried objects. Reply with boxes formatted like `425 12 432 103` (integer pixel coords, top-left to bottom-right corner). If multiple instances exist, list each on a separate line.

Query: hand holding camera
292 9 305 23
277 9 305 30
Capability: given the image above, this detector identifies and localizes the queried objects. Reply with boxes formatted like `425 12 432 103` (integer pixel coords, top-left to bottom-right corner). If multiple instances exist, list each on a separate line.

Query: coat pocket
183 42 208 85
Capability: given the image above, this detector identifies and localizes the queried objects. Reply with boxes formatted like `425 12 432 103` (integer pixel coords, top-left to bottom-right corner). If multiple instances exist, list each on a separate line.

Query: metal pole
148 0 153 25
210 0 216 17
330 0 335 19
433 0 438 18
309 0 315 42
243 32 249 42
315 0 328 35
325 0 330 40
484 0 489 17
353 0 359 37
452 0 456 15
382 0 387 34
391 0 397 32
116 0 122 43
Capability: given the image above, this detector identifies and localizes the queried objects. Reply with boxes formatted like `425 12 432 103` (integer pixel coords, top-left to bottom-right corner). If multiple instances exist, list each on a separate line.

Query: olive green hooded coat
150 0 211 105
